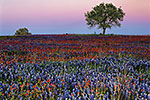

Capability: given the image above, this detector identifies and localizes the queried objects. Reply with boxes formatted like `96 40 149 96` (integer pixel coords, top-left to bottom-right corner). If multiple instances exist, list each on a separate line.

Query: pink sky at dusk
0 0 150 35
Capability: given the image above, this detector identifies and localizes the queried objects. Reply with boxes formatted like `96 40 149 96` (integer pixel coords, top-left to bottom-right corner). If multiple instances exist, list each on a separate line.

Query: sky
0 0 150 35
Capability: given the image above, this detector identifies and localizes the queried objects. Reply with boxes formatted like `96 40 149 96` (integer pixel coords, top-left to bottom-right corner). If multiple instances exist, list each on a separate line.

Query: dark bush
15 27 31 36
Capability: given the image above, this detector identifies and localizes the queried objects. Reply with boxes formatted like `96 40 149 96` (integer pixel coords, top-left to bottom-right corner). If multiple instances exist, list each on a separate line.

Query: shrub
15 27 31 36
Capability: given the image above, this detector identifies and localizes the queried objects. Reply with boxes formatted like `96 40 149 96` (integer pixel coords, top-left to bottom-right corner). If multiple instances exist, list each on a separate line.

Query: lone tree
15 27 31 36
85 3 125 35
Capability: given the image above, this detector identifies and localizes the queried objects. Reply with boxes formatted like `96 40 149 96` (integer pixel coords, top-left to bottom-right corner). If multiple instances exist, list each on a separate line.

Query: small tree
85 3 125 35
15 27 31 36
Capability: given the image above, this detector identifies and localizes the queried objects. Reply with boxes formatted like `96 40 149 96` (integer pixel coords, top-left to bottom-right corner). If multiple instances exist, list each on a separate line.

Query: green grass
0 33 115 39
68 33 115 36
0 35 34 40
0 36 17 40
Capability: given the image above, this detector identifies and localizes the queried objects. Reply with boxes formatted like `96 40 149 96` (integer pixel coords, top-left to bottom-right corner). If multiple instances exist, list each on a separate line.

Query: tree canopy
15 27 31 36
85 3 125 35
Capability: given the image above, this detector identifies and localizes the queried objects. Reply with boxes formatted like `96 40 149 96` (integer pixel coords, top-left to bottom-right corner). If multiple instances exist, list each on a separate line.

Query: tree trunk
102 28 106 35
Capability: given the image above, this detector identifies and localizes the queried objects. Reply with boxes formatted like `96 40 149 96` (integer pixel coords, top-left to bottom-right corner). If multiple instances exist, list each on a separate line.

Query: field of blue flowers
0 35 150 100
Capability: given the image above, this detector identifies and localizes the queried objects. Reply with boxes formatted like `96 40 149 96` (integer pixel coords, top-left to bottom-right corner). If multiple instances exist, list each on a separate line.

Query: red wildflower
48 79 51 82
85 77 87 80
27 90 30 93
27 83 29 86
75 85 77 88
25 93 28 96
71 93 74 96
21 85 24 88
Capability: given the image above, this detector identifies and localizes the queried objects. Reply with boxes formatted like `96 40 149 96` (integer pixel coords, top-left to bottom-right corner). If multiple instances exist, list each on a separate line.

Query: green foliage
85 3 125 35
15 27 31 36
99 33 103 35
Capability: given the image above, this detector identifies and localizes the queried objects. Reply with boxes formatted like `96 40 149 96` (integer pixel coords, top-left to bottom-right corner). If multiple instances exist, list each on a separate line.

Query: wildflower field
0 35 150 100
